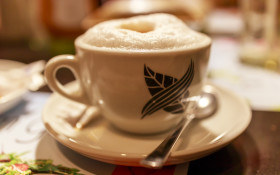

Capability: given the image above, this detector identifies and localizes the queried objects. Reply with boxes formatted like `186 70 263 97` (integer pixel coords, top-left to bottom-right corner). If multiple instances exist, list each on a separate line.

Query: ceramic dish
43 82 251 166
0 60 28 115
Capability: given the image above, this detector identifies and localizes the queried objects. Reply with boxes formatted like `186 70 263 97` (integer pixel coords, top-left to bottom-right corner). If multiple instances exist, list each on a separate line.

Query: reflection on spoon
140 86 218 169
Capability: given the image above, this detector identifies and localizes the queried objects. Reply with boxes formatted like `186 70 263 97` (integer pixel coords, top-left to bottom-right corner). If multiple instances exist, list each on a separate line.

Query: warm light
129 0 149 13
98 100 104 105
198 97 210 108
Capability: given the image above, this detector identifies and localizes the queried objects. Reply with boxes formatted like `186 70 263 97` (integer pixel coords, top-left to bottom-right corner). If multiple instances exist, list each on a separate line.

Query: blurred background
1 0 280 111
0 0 240 88
0 0 240 62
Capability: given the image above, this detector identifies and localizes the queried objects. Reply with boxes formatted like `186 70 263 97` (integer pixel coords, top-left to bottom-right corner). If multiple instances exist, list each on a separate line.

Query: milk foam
79 13 210 51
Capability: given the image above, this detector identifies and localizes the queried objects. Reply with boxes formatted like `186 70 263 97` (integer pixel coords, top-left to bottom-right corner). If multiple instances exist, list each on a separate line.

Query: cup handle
44 54 90 104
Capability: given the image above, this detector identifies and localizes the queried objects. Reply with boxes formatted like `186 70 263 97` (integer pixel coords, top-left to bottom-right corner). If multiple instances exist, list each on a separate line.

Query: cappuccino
78 13 210 51
45 13 212 134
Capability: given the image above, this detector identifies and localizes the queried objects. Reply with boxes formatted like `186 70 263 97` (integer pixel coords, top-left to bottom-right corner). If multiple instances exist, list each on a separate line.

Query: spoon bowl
140 87 218 169
196 90 218 119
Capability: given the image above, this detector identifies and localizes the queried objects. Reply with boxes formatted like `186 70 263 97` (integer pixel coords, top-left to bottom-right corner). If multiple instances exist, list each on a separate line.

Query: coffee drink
45 13 211 134
78 13 210 51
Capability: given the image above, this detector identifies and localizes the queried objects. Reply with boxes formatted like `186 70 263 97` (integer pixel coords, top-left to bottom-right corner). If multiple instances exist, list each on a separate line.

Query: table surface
1 92 280 175
1 36 280 174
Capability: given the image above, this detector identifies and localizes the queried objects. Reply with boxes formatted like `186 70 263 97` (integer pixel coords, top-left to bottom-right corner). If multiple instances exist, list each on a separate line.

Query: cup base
108 117 182 135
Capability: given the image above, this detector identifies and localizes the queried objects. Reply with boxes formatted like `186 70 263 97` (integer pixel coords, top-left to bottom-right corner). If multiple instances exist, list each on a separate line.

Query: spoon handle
140 114 195 169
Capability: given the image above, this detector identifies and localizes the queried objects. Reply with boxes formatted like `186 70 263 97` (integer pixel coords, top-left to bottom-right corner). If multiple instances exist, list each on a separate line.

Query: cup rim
74 34 212 56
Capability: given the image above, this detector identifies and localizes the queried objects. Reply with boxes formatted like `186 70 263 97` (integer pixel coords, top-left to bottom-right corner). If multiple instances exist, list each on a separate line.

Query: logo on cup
142 60 194 119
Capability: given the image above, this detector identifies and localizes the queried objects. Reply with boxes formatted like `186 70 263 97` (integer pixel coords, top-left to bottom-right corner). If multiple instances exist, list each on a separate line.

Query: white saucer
0 60 28 115
43 82 251 166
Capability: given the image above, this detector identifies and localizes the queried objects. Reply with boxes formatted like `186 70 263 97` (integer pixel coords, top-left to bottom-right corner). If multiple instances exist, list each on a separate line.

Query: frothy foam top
79 13 211 51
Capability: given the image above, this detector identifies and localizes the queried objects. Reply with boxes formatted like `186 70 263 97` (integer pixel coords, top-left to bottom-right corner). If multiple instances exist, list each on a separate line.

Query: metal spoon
140 87 218 169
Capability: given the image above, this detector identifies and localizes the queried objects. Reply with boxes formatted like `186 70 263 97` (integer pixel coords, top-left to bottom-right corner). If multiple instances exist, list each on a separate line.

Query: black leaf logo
141 60 194 119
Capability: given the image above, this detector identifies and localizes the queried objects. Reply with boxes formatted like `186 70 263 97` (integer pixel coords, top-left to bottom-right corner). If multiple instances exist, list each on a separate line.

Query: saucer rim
43 81 252 166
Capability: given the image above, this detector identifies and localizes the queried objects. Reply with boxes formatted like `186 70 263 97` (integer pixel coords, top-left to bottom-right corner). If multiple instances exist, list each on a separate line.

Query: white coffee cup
44 14 211 134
